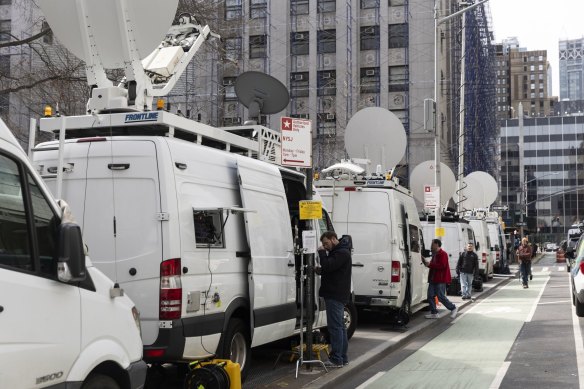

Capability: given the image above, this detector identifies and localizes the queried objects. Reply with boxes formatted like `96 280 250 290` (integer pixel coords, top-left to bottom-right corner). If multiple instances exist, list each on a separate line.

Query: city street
145 253 584 389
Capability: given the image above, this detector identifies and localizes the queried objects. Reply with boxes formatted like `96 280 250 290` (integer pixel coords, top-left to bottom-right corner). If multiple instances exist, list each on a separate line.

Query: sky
488 0 584 97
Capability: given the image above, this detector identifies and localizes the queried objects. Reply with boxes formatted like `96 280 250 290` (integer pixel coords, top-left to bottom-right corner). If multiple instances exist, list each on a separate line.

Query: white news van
0 121 146 388
468 219 495 281
33 114 327 376
485 214 506 272
315 170 428 324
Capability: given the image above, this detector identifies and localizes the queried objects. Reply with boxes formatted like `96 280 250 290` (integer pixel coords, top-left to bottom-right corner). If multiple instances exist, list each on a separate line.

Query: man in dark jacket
456 243 479 300
422 239 458 319
317 231 352 368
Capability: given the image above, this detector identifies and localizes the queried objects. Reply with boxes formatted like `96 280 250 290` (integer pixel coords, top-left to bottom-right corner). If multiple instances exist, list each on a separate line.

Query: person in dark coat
422 239 458 319
517 237 533 288
316 231 352 368
456 243 479 300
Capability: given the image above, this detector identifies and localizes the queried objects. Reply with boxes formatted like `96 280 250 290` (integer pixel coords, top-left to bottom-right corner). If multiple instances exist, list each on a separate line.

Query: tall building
559 37 584 102
500 115 584 242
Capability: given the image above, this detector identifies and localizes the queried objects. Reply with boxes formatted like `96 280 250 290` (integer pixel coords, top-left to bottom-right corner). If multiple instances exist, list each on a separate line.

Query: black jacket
318 237 352 304
456 251 479 275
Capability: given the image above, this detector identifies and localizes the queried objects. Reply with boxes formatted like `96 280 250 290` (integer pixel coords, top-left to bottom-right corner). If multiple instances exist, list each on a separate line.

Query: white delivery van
33 113 327 376
0 121 146 388
420 215 477 276
486 216 505 272
468 219 494 281
315 169 428 325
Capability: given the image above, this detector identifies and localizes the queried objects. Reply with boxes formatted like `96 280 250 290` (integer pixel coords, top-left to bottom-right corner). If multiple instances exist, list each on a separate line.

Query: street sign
423 185 440 209
299 200 322 220
492 205 509 211
280 116 312 168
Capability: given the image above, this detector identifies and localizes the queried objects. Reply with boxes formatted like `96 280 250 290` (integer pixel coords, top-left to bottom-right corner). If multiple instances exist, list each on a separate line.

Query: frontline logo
124 112 159 123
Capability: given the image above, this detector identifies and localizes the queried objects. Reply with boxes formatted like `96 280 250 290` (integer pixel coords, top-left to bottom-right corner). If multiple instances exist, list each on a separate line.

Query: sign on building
280 116 312 168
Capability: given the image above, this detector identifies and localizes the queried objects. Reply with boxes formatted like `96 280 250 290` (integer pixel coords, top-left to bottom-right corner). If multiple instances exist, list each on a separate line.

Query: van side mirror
57 223 87 282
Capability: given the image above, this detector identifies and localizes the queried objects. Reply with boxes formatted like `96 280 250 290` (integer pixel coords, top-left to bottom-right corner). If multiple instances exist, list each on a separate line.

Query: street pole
518 102 524 238
456 10 467 213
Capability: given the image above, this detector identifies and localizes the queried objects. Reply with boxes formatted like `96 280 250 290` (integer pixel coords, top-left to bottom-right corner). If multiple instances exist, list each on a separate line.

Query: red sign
281 117 292 131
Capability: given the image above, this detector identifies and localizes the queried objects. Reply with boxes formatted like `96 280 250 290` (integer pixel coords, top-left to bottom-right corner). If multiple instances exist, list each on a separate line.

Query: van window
28 173 59 277
0 154 32 271
193 210 225 248
409 224 420 253
318 209 334 233
466 228 474 245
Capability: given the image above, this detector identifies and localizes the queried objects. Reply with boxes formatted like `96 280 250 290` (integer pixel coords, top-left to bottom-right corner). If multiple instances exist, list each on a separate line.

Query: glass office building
500 115 584 242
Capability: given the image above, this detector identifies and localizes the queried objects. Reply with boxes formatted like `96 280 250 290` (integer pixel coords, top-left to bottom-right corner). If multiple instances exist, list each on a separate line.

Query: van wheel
82 374 120 389
218 318 251 380
576 297 584 317
344 301 358 339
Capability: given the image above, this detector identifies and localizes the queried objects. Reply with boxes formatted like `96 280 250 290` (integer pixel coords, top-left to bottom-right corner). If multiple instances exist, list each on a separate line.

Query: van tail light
391 261 400 283
579 261 584 275
482 253 487 263
160 258 182 320
496 252 500 260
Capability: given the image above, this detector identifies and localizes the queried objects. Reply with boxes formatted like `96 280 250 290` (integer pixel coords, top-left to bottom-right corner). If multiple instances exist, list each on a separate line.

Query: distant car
545 242 558 252
570 236 584 317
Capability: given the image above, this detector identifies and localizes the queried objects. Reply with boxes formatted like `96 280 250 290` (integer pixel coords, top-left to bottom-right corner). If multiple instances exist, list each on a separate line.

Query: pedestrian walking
516 237 533 288
422 239 458 319
456 243 479 300
316 231 352 368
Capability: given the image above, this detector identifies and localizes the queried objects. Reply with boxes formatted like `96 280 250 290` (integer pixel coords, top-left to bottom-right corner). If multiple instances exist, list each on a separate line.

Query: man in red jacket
422 239 458 319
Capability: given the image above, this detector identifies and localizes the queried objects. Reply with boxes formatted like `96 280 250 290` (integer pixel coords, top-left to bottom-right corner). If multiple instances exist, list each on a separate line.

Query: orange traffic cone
435 296 441 307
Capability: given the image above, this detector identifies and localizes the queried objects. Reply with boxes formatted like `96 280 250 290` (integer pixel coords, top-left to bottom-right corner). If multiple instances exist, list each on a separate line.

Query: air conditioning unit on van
365 69 376 76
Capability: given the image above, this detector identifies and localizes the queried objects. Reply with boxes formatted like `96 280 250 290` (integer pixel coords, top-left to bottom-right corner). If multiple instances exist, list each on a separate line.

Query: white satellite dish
38 0 178 68
455 171 498 209
410 161 456 207
344 107 407 173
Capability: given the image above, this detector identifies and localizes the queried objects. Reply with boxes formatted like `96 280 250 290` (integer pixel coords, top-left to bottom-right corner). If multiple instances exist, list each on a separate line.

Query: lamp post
433 0 489 235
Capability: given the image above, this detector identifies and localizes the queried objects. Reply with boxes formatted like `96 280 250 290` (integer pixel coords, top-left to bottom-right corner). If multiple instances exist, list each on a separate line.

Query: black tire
576 297 584 317
218 318 251 380
481 271 488 282
344 301 358 340
82 374 120 389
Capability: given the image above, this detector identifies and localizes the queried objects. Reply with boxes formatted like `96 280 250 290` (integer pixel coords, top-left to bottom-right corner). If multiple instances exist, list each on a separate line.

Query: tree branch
0 29 50 49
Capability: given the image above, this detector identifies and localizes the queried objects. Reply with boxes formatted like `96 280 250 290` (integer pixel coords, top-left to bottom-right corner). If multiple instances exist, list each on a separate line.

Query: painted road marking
526 276 550 322
489 361 511 389
356 372 386 389
538 299 571 305
569 277 584 389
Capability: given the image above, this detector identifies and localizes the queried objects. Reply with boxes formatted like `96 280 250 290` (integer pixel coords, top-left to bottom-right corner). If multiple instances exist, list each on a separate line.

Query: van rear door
84 139 163 344
236 157 296 346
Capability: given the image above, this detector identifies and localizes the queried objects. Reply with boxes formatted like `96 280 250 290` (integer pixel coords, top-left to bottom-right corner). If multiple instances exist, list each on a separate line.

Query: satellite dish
321 161 365 175
456 171 498 209
344 107 406 172
38 0 178 69
410 161 456 207
235 72 290 120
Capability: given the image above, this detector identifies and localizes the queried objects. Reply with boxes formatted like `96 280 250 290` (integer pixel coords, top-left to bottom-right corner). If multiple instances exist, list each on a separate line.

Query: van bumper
355 295 398 307
143 320 186 363
128 360 148 389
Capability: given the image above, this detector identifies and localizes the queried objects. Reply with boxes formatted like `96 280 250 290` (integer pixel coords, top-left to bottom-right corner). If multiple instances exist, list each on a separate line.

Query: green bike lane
362 272 552 389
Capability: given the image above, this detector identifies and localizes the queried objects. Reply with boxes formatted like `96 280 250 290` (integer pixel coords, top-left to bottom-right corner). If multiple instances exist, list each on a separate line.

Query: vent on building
295 33 305 40
224 117 242 125
294 73 306 81
365 69 376 76
322 72 332 79
326 113 336 120
323 56 333 67
297 57 305 68
365 53 376 64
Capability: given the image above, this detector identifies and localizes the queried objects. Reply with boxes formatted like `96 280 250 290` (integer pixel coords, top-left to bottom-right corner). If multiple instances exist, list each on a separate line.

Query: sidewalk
247 259 536 389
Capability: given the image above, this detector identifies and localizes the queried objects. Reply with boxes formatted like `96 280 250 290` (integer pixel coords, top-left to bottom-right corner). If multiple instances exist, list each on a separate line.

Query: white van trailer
33 112 326 375
315 177 428 324
468 219 495 281
0 122 145 387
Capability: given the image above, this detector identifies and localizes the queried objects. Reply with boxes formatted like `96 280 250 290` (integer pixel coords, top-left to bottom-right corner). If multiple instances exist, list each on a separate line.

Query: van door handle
352 263 364 267
108 163 130 171
288 261 295 267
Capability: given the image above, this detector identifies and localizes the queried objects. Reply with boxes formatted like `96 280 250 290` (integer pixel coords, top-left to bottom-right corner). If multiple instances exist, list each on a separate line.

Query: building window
360 26 380 50
317 70 336 95
291 32 309 55
538 64 543 71
317 29 336 54
388 65 408 92
249 35 267 58
224 37 242 61
223 77 237 100
290 72 309 97
291 0 309 15
388 23 408 48
250 0 267 19
0 20 10 42
318 0 336 12
360 67 380 93
361 0 380 8
225 0 242 20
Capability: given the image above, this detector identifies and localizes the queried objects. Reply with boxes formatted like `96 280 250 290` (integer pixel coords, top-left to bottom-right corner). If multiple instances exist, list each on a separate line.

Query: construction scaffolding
449 1 497 178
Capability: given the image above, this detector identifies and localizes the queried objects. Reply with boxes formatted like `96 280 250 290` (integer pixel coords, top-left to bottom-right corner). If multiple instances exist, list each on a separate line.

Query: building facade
559 37 584 102
500 115 584 242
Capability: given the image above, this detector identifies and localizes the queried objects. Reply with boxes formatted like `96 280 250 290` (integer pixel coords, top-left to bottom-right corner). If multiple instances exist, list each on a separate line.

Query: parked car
570 236 584 316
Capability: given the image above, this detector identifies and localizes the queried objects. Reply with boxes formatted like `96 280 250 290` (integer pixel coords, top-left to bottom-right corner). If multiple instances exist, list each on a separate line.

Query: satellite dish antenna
344 107 406 173
456 171 498 209
410 161 456 208
235 72 290 122
38 0 178 68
